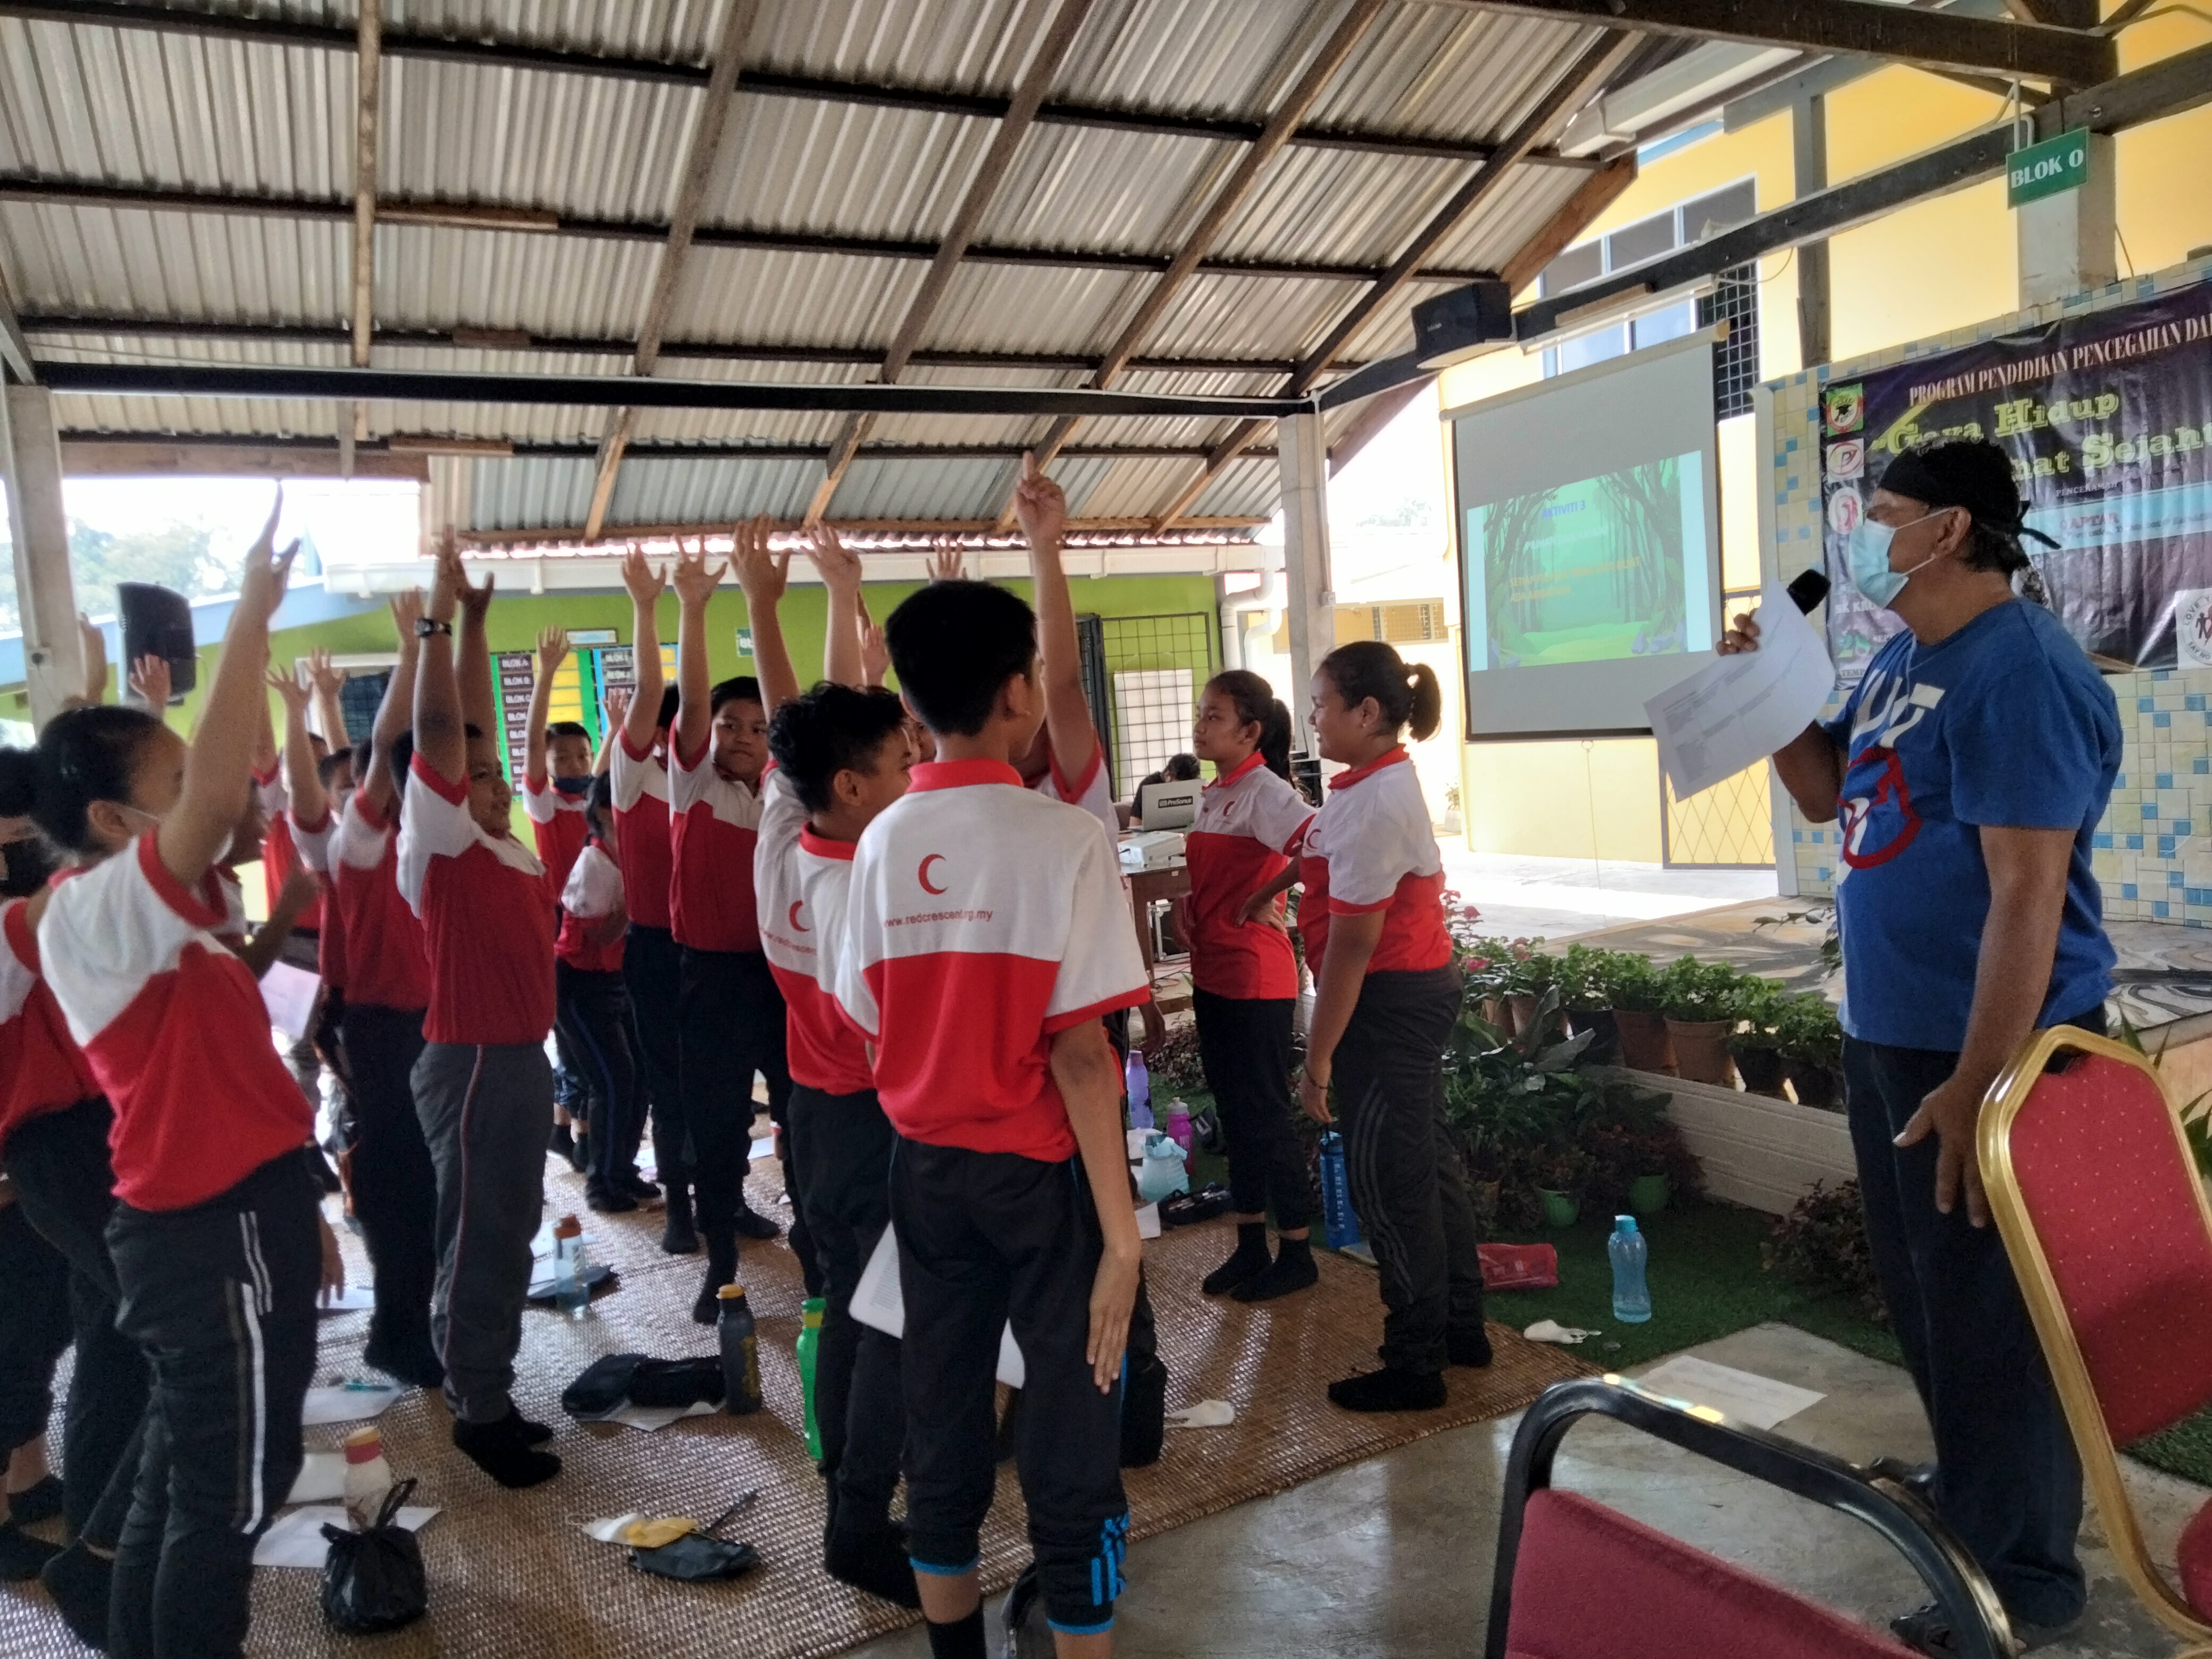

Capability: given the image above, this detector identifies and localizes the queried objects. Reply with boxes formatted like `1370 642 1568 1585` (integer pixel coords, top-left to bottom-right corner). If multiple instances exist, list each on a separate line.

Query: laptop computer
1135 778 1201 831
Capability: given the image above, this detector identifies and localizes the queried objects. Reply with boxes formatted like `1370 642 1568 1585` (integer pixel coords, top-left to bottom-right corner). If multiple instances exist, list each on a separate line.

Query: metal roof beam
0 178 1499 287
582 0 758 541
0 1 1598 171
1420 0 2113 85
55 432 1278 464
453 515 1270 546
807 0 1096 524
33 362 1311 418
0 265 33 383
339 0 378 476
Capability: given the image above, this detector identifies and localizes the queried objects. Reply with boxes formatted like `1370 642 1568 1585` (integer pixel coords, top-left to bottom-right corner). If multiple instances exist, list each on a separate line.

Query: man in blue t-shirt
1723 440 2118 1652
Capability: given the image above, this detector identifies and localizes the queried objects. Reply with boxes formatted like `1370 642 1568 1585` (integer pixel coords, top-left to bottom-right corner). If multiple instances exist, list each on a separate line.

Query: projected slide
1464 453 1704 672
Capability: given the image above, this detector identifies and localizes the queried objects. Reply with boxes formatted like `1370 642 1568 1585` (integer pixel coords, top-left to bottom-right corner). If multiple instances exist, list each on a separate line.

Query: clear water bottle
341 1426 392 1531
1125 1050 1152 1129
552 1213 589 1320
1609 1214 1652 1324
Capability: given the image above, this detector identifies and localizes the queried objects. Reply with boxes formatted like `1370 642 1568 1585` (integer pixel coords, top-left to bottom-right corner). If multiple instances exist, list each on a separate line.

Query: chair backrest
1988 1042 2212 1446
1506 1488 1915 1659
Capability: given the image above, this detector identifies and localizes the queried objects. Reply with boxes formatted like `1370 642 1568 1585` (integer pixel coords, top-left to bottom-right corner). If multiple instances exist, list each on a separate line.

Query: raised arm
265 665 325 829
621 544 668 754
305 648 348 753
362 591 423 819
672 535 730 761
451 535 497 739
524 626 570 791
127 653 172 719
1013 453 1099 780
158 491 296 887
596 687 627 777
801 523 862 691
858 596 891 690
730 518 797 714
413 541 468 784
251 667 280 784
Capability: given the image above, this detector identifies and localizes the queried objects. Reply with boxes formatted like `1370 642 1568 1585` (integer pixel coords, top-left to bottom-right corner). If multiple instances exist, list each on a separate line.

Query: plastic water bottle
718 1284 763 1415
552 1214 589 1320
341 1426 392 1531
798 1297 825 1461
1609 1214 1652 1323
1318 1131 1360 1249
1163 1097 1193 1155
1125 1050 1152 1129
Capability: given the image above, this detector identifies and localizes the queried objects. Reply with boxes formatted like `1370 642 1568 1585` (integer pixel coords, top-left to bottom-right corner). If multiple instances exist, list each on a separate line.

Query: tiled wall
1765 254 2212 921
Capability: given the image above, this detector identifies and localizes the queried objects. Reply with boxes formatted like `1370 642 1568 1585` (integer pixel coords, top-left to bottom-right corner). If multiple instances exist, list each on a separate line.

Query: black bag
629 1534 760 1582
562 1353 643 1419
319 1480 428 1635
627 1357 725 1410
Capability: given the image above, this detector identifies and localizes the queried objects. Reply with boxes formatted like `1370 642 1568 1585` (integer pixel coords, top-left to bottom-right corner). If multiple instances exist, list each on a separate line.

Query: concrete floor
846 1325 2203 1658
1436 848 1779 942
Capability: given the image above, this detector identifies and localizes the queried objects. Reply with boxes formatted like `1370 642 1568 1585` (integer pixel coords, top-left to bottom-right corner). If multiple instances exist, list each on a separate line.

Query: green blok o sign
2007 128 2091 207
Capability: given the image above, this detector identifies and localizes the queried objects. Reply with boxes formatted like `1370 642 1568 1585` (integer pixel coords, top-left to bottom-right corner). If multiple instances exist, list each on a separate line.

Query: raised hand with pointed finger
1012 451 1067 551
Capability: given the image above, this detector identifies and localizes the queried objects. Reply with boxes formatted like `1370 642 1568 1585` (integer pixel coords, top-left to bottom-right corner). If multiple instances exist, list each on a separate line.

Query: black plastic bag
319 1480 427 1634
562 1353 644 1419
627 1356 725 1409
629 1534 760 1582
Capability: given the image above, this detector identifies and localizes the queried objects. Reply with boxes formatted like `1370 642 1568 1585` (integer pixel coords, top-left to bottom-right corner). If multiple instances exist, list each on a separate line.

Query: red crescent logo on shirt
788 900 808 933
918 853 947 895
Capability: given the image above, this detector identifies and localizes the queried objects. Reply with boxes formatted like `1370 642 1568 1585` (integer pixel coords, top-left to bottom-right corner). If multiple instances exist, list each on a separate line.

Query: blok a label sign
2007 128 2091 208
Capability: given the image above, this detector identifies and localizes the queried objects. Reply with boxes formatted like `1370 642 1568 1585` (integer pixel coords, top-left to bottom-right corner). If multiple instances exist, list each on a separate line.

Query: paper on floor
301 1384 403 1426
285 1452 348 1505
604 1399 718 1433
852 1228 1025 1389
1135 1202 1161 1241
316 1284 375 1313
254 1505 438 1569
1631 1354 1826 1430
1164 1400 1235 1429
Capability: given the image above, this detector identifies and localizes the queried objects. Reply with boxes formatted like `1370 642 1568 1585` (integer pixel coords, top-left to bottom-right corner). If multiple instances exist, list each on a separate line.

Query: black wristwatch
414 617 454 638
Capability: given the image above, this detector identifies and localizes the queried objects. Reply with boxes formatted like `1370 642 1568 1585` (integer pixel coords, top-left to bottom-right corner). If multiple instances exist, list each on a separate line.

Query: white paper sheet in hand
254 1505 438 1569
852 1229 1026 1388
259 960 320 1041
1630 1355 1825 1430
1645 578 1836 801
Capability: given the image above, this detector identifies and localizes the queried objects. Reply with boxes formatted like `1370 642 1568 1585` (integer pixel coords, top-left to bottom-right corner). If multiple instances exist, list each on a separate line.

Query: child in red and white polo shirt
1183 668 1319 1304
835 575 1145 1655
1296 640 1488 1415
33 501 339 1659
755 526 919 1610
613 547 694 1254
398 537 560 1490
555 774 651 1214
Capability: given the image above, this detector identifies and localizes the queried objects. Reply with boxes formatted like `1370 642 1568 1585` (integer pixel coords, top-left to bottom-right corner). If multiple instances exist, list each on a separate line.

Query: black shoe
5 1475 62 1527
0 1521 59 1582
692 1237 737 1326
453 1415 561 1489
1447 1328 1495 1368
1327 1366 1447 1413
621 1170 664 1208
584 1178 638 1214
1000 1561 1054 1659
661 1187 700 1255
1231 1238 1319 1303
548 1122 576 1166
823 1520 921 1608
569 1129 592 1175
1202 1222 1271 1295
496 1405 556 1447
363 1329 446 1390
734 1205 781 1241
40 1540 110 1649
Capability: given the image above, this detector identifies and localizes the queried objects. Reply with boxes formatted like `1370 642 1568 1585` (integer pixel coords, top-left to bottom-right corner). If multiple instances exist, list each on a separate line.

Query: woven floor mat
0 1154 1590 1658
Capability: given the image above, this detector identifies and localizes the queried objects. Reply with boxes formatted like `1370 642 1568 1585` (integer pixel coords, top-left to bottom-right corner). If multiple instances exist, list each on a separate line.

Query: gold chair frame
1979 1025 2212 1648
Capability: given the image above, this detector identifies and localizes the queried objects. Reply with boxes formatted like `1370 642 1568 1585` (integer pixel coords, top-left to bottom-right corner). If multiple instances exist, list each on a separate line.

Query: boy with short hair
834 577 1146 1659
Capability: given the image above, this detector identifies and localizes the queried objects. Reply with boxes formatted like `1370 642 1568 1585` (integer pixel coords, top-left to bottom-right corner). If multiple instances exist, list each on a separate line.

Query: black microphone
1786 569 1831 614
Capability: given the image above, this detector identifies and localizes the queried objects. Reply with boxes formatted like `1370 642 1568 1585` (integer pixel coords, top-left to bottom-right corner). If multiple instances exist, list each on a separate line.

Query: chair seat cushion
2180 1496 2212 1619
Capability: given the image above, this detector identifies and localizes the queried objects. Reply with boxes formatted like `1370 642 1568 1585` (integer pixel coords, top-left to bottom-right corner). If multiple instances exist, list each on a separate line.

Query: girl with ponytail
35 493 343 1658
1182 671 1318 1301
1293 640 1487 1413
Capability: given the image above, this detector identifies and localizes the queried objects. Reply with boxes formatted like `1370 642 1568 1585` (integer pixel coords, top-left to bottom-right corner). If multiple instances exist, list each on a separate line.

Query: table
1127 861 1191 973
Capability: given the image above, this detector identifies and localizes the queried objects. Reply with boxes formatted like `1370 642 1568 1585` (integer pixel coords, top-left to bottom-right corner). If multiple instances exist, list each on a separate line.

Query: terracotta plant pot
1537 1187 1581 1229
1665 1017 1738 1088
1732 1043 1787 1098
1784 1058 1842 1109
1628 1172 1672 1216
1612 1008 1675 1073
1509 993 1563 1044
1479 995 1512 1033
1570 1007 1620 1065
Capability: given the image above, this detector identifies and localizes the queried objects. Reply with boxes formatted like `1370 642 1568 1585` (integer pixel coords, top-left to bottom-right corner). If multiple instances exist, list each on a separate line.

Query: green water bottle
798 1297 826 1461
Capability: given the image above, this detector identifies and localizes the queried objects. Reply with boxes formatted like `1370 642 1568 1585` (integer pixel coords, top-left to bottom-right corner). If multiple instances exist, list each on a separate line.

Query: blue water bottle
1609 1214 1652 1323
1318 1132 1361 1249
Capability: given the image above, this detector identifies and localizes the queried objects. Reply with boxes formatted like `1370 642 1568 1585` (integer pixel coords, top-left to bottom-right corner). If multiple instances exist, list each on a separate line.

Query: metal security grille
1700 263 1761 418
1097 612 1217 798
336 671 390 744
1663 755 1776 868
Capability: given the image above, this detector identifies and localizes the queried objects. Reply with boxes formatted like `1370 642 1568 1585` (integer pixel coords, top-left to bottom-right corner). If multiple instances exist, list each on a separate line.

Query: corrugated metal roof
0 0 1650 535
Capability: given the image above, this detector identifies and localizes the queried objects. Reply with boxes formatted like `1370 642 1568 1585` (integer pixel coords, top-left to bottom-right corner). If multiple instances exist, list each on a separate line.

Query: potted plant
1534 1145 1593 1229
1774 993 1845 1108
1505 942 1560 1042
1730 976 1790 1098
1660 956 1742 1087
1598 951 1673 1072
1556 944 1619 1063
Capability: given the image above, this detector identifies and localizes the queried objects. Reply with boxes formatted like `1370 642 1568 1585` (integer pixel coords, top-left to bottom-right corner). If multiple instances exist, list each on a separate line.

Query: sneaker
999 1561 1055 1659
734 1205 781 1241
1326 1366 1447 1413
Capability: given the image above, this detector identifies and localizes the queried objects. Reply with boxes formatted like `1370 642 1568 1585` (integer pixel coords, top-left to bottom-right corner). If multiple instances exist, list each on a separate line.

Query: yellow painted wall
2114 9 2212 274
1463 738 1665 864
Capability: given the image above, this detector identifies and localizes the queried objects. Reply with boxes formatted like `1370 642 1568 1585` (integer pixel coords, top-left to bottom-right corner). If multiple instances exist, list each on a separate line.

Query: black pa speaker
116 582 197 701
1411 279 1514 367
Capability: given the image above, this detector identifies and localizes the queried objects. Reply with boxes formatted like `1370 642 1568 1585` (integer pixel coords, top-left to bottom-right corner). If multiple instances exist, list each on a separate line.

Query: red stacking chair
1979 1026 2212 1646
1487 1376 2011 1659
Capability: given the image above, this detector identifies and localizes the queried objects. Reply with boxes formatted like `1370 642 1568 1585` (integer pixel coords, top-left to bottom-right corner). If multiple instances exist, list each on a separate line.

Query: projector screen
1448 329 1724 739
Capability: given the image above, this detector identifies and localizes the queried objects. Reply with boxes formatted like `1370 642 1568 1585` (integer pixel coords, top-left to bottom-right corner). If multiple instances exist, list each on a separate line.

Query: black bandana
1876 442 2060 548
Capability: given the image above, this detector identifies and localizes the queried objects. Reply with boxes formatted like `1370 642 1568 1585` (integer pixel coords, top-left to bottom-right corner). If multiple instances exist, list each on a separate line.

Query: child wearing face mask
396 535 562 1490
31 496 345 1659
